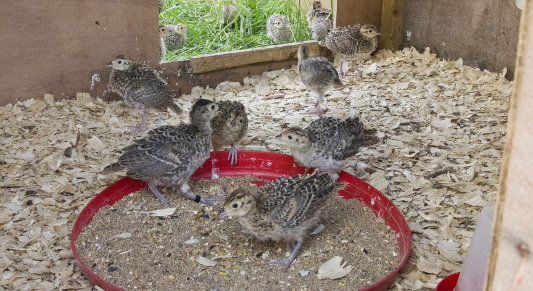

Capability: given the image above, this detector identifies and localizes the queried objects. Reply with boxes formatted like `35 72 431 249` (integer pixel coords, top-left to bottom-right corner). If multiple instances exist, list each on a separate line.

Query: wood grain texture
189 41 321 74
0 0 159 106
485 3 532 291
402 0 520 79
334 0 382 29
380 0 404 50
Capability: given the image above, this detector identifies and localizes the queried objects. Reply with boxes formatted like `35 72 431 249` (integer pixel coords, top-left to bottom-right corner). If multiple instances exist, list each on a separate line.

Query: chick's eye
232 203 239 209
211 105 215 110
118 61 122 64
239 119 243 123
288 135 292 140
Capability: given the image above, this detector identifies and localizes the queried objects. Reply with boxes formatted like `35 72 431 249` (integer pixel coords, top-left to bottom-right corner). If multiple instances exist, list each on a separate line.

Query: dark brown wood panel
334 0 382 29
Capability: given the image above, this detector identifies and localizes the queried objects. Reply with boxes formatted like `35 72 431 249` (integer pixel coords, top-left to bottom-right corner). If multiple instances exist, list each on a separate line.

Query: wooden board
379 0 404 50
189 41 321 74
334 0 382 29
401 0 520 79
485 4 532 291
0 0 159 106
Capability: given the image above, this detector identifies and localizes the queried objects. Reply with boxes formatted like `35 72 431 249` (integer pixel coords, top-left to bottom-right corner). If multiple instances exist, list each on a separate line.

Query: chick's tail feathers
168 102 183 114
333 78 344 88
102 162 124 174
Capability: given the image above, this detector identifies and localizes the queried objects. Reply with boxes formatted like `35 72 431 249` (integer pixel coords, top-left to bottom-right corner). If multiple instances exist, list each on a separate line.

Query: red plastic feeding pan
72 151 412 291
436 272 460 291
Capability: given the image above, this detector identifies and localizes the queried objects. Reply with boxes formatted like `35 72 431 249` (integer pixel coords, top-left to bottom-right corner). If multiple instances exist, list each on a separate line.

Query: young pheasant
159 25 170 63
220 1 238 28
107 55 182 131
266 13 292 43
210 100 248 166
325 24 380 78
159 0 165 13
163 23 189 51
306 1 333 40
222 171 334 270
298 44 343 114
103 99 219 206
277 116 365 180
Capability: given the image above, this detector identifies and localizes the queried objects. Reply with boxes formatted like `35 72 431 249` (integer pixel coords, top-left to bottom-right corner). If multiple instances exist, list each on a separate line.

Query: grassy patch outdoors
159 0 312 61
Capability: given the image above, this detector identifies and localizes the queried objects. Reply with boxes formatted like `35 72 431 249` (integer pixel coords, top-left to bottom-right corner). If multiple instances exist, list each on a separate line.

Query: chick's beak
106 61 113 67
275 133 282 138
219 208 228 217
230 120 236 126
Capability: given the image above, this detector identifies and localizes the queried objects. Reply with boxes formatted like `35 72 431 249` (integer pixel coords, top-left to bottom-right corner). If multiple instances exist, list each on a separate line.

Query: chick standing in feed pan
72 151 411 290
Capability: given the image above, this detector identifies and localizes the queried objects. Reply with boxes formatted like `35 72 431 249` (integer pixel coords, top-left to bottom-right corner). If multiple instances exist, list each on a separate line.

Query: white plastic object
454 202 496 291
516 0 525 10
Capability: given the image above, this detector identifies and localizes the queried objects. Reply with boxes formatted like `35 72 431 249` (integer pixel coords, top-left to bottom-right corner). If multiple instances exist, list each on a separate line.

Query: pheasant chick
222 172 334 270
103 99 219 206
211 100 248 165
107 55 182 131
159 25 170 63
266 13 292 43
325 24 380 78
164 23 189 51
298 44 343 114
307 1 333 40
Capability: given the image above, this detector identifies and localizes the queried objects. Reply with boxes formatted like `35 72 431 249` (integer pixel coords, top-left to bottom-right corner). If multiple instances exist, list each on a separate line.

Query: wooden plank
334 0 382 29
0 0 159 106
189 41 320 74
379 0 404 50
485 4 532 291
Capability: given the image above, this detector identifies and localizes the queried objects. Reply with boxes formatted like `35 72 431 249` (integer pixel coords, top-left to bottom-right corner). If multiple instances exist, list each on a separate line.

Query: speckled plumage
210 100 248 165
298 44 343 114
163 23 189 51
107 55 182 130
222 171 334 269
266 13 292 43
103 99 219 205
279 116 365 180
159 25 170 63
325 24 379 77
220 1 238 27
306 1 332 40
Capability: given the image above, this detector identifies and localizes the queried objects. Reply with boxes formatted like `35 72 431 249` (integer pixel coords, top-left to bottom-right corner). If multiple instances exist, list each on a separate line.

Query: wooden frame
485 2 532 290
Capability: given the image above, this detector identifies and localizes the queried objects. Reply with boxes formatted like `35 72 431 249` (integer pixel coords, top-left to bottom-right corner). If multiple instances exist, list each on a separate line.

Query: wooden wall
402 0 521 79
0 0 160 106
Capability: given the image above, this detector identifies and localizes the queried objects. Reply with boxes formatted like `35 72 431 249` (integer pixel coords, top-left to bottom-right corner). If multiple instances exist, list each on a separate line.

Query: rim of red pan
71 151 412 291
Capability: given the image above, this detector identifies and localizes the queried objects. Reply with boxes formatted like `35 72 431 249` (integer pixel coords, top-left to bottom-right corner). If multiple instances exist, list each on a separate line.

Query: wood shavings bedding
0 47 511 290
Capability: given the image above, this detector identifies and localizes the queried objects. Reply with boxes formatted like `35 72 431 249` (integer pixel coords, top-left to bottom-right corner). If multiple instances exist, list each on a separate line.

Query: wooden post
485 2 532 291
379 0 404 50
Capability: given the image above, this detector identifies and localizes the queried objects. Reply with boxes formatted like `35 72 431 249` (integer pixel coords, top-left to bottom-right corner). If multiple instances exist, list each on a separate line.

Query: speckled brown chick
277 116 365 180
306 1 332 40
103 99 219 206
222 171 334 270
107 55 182 131
220 1 238 27
159 25 170 63
298 44 343 114
266 13 292 43
210 100 248 165
325 24 380 78
163 23 189 51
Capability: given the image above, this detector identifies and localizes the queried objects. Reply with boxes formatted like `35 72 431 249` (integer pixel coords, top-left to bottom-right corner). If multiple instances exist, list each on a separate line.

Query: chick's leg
127 109 148 132
268 240 303 271
352 60 363 78
339 61 345 78
228 144 238 166
148 181 170 206
306 92 325 114
179 181 221 205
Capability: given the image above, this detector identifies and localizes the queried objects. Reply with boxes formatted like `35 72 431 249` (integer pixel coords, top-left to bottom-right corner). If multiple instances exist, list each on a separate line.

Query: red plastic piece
435 272 460 291
72 151 412 291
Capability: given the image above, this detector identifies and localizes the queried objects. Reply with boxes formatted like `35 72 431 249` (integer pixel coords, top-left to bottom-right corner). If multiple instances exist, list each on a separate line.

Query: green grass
159 0 311 61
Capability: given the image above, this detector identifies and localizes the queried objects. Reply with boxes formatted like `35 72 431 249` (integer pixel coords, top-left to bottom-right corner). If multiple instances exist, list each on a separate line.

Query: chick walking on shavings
222 171 335 270
159 25 170 63
297 44 343 114
325 24 380 78
266 13 292 43
163 24 189 51
107 55 182 131
306 1 333 40
277 116 365 181
103 99 219 206
211 100 248 166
